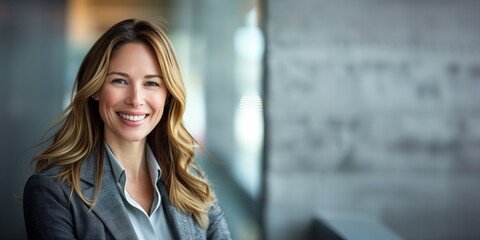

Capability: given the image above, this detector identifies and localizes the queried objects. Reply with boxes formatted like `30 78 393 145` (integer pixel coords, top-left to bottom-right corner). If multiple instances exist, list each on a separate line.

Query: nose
126 84 144 107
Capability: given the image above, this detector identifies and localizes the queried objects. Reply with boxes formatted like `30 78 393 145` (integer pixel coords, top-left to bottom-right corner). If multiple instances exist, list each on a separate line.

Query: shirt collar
146 144 162 183
105 143 124 184
104 142 162 185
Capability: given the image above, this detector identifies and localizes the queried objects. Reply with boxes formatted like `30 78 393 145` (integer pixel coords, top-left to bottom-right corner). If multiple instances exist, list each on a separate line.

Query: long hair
33 19 214 227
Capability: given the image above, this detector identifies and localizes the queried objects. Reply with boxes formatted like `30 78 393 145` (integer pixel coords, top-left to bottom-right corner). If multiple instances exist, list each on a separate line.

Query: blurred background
2 0 480 239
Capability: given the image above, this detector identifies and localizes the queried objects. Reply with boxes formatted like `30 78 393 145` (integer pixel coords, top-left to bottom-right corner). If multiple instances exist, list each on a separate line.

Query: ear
91 93 99 101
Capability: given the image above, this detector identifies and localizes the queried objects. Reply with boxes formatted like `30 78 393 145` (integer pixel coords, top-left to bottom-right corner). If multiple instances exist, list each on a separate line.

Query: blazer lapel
80 151 138 240
158 182 198 240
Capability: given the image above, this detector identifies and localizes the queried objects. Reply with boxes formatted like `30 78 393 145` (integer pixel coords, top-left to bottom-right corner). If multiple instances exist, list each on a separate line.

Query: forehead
108 42 161 73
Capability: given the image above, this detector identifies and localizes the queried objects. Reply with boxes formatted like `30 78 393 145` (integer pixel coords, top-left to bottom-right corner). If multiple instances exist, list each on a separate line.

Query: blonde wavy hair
33 19 214 227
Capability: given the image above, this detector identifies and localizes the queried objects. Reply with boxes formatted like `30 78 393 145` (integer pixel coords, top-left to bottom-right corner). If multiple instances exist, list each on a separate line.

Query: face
93 42 167 146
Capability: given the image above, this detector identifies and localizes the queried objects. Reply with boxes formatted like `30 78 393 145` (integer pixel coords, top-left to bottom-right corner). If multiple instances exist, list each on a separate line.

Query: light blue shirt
105 143 174 240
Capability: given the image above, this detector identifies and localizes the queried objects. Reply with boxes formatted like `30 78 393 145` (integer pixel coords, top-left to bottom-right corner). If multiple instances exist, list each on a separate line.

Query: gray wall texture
263 0 480 239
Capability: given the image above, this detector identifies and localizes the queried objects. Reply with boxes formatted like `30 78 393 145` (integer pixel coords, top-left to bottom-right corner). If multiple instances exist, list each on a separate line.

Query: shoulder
26 166 63 184
206 199 231 239
24 166 71 199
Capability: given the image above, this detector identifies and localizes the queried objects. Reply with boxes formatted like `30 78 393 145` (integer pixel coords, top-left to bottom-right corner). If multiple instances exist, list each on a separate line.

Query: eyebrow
107 72 162 79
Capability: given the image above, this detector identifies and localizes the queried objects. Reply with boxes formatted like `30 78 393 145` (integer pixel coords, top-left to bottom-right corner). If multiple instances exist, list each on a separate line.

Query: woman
23 19 231 240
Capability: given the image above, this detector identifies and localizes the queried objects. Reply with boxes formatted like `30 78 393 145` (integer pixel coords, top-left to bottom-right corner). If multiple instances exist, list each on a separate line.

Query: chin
120 134 148 143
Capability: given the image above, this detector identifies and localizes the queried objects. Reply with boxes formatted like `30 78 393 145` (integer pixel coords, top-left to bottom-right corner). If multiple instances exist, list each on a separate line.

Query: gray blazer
23 150 231 240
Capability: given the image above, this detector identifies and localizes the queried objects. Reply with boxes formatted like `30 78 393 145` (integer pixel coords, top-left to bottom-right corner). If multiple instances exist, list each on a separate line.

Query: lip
116 111 150 126
117 111 149 116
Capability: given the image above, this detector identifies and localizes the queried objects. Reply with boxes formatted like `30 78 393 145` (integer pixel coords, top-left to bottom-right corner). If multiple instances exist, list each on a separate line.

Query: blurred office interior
2 0 480 239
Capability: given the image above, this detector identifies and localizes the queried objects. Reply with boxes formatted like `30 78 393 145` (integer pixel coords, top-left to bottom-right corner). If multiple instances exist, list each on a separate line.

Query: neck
106 138 147 180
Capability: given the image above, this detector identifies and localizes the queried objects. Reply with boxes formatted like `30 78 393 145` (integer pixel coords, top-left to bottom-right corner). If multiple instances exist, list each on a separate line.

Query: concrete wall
264 0 480 239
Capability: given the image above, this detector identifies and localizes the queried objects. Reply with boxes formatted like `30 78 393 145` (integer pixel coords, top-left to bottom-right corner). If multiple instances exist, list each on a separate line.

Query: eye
145 81 160 87
111 79 127 84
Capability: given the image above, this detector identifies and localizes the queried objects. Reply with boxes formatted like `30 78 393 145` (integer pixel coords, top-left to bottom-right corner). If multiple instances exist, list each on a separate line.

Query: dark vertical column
0 0 66 237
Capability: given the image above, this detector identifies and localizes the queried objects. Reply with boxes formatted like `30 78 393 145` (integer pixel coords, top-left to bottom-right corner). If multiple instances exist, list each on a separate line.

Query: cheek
152 94 168 121
97 101 109 123
97 92 118 120
98 90 120 108
153 91 168 109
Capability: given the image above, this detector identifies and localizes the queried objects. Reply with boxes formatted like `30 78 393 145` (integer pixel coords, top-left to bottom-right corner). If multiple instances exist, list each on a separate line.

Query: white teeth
119 113 146 122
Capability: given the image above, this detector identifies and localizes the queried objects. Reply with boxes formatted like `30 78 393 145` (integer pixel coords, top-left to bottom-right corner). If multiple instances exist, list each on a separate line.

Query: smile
118 113 147 122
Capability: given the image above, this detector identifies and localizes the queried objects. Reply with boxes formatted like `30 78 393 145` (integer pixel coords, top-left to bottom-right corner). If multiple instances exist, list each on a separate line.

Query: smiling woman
23 19 231 240
93 43 168 145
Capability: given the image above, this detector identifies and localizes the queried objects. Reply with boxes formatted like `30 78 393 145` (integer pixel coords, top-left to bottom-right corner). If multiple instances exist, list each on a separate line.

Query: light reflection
234 92 264 198
233 7 265 199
